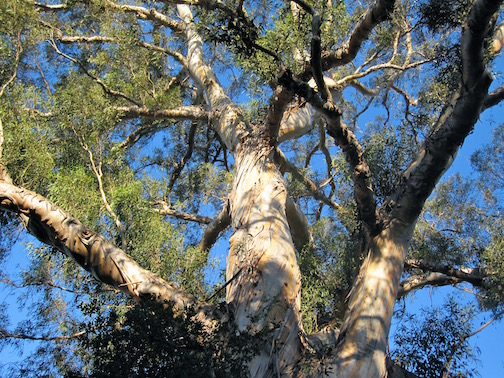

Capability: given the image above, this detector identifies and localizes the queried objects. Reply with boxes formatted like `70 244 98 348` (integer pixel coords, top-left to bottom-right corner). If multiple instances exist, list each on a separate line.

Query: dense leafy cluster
392 297 477 378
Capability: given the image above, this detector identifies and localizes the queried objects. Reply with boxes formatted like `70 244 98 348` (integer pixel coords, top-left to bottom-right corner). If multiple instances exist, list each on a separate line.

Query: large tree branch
265 85 293 142
198 201 231 251
291 0 334 102
116 105 209 149
483 84 504 109
397 259 491 298
0 182 201 313
105 0 184 33
116 105 209 121
381 0 501 227
176 5 248 151
321 0 396 70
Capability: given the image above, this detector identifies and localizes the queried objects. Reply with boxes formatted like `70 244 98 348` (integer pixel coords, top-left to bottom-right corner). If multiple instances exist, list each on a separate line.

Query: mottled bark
325 1 501 376
0 182 199 312
178 5 304 376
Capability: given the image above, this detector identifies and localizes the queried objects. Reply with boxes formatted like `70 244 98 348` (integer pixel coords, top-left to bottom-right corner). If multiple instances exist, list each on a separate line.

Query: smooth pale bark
322 1 501 376
226 137 302 377
325 222 414 377
177 5 303 376
0 182 199 313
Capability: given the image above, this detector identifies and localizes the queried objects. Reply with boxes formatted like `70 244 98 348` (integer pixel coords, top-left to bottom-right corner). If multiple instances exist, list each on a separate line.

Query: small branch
32 1 67 10
275 148 342 212
336 59 431 87
84 143 127 247
138 41 187 66
22 108 53 117
57 30 186 66
153 201 213 224
0 327 86 341
0 31 22 98
205 266 243 303
349 80 379 97
0 275 113 295
57 34 114 44
167 122 197 194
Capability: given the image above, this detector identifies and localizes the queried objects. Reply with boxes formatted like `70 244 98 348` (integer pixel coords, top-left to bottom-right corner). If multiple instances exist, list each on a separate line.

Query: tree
1 0 504 377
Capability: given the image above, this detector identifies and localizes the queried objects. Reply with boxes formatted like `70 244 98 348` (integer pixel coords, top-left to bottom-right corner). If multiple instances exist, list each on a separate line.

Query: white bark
177 5 304 376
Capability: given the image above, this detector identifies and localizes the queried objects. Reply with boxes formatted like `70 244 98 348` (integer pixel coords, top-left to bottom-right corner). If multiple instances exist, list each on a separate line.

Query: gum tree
1 0 504 377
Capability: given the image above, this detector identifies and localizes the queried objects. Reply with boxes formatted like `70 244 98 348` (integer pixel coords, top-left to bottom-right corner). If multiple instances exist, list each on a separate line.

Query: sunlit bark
0 182 189 303
177 5 304 376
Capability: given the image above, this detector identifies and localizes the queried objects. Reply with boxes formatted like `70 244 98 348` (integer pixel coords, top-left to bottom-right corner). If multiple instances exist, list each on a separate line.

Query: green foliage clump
419 0 470 33
81 301 254 378
391 297 478 378
299 217 359 332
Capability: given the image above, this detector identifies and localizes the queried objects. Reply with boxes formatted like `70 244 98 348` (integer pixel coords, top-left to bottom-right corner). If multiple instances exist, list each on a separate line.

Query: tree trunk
226 133 303 377
328 222 415 377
